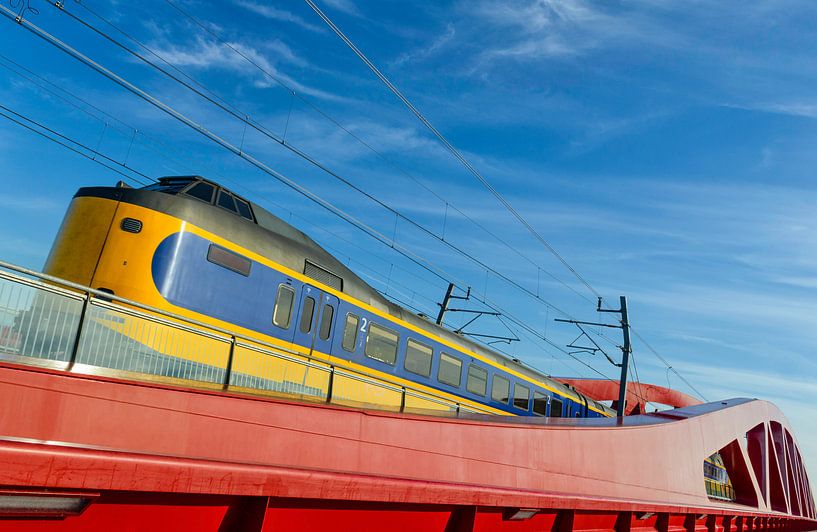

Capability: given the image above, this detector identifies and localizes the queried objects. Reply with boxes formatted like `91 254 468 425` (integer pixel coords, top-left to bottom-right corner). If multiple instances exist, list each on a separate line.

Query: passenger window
491 375 510 404
217 190 238 213
533 391 547 416
272 284 295 329
466 364 487 396
550 397 563 418
513 383 530 410
319 303 334 340
207 244 251 276
437 352 462 387
300 296 315 333
234 197 254 221
404 339 432 377
342 314 359 352
185 182 215 203
365 323 399 365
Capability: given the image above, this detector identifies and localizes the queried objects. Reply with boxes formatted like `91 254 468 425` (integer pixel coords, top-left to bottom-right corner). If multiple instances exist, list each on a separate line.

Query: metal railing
0 259 492 417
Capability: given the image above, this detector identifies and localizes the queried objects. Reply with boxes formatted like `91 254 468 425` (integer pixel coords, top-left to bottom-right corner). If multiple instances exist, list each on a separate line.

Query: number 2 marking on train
359 317 368 333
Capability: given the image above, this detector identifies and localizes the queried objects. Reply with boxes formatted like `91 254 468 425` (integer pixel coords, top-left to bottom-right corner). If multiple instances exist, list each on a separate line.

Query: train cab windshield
142 176 255 222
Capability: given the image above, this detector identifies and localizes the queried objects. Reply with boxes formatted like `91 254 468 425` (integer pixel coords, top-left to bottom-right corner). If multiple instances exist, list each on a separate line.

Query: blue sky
1 1 816 475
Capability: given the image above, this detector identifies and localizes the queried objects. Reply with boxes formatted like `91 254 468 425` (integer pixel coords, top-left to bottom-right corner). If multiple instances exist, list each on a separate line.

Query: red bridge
0 262 813 531
0 362 813 531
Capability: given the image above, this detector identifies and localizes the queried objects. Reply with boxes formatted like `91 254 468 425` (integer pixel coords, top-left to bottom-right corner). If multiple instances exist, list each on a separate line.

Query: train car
43 176 610 418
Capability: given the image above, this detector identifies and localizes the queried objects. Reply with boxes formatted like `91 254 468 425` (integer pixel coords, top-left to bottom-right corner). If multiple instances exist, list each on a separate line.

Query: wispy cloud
392 24 456 66
747 101 817 120
148 36 348 102
0 233 49 264
771 276 817 290
466 0 684 63
234 1 324 33
0 193 60 212
247 110 442 166
320 0 361 17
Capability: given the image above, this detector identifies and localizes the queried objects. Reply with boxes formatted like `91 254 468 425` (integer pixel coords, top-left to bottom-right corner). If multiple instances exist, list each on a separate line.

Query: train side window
513 383 530 411
533 391 547 416
550 397 563 417
342 314 359 352
185 182 215 203
272 284 295 329
466 364 487 396
234 197 254 221
437 352 462 387
217 190 239 213
491 375 510 404
300 296 315 333
319 303 334 340
404 339 433 377
207 244 251 276
365 323 399 365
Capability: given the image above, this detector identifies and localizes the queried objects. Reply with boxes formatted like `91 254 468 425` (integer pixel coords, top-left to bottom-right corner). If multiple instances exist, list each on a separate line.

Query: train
41 175 733 496
44 176 610 418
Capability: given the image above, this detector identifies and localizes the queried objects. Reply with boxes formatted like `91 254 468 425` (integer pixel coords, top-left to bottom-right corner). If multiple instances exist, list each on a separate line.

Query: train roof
113 176 599 407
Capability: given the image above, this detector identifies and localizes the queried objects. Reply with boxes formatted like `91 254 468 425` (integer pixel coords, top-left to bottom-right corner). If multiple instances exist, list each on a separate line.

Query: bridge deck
0 260 813 531
0 362 813 531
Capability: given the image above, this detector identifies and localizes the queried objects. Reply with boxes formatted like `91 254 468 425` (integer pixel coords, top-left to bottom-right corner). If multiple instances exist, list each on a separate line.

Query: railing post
67 294 90 370
223 336 236 390
325 366 334 403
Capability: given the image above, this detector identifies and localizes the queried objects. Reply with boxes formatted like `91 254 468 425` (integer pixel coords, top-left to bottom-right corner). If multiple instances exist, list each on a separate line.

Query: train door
293 284 339 357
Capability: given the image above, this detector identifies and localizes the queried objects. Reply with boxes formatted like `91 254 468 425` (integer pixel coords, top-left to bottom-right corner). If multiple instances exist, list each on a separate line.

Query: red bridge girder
0 362 813 531
554 377 702 415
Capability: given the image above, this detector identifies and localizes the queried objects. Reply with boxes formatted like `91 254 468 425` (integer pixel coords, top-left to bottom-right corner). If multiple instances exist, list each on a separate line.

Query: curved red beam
554 377 702 414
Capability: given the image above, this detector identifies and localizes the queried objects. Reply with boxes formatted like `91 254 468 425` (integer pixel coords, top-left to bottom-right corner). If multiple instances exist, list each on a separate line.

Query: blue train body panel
152 231 603 419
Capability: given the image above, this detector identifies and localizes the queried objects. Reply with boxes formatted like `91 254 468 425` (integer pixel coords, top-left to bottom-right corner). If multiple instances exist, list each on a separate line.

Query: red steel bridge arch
0 362 812 531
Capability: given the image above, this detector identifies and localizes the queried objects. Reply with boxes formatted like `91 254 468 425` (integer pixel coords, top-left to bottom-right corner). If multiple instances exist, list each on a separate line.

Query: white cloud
234 1 324 33
0 193 60 212
467 0 685 63
392 24 457 66
755 101 817 120
321 0 361 16
148 37 348 102
771 276 817 290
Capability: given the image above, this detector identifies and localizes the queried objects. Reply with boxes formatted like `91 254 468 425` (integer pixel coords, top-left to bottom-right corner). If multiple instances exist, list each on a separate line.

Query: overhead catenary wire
3 6 652 400
304 1 708 402
632 330 708 402
0 59 589 378
0 52 192 177
69 0 635 365
0 4 447 279
1 4 619 383
44 1 618 332
158 0 595 307
304 0 602 302
357 262 590 378
284 204 599 379
2 41 483 344
1 78 603 384
0 103 149 186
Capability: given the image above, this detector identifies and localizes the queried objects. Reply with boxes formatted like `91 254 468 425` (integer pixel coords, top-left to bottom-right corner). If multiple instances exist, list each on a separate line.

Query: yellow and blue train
44 176 609 418
42 175 733 498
